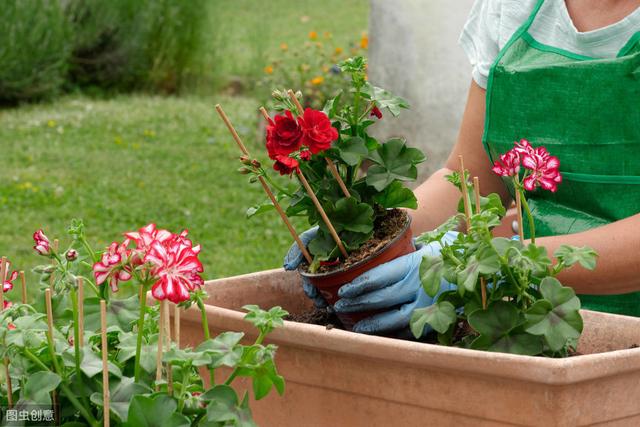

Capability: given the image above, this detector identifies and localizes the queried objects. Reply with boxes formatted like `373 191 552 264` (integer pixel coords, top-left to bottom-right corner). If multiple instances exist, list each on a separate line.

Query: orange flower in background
309 31 318 40
280 43 288 51
323 31 332 39
264 65 274 74
335 47 343 55
310 76 324 85
360 33 369 49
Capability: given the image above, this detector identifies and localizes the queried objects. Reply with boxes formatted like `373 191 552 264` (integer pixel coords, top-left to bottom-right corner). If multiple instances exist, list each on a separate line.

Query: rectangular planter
180 269 640 427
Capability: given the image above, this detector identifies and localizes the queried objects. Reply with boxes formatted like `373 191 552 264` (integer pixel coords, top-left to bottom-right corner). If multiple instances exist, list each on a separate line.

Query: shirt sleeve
459 0 502 89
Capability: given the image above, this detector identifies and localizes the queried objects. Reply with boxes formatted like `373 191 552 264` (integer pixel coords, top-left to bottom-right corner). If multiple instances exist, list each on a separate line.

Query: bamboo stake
44 289 58 424
458 156 472 231
174 304 180 347
100 300 110 427
285 90 351 198
0 257 6 312
1 258 12 408
19 271 26 304
77 277 84 348
297 171 349 258
216 104 313 265
163 302 173 394
155 300 165 391
473 177 488 310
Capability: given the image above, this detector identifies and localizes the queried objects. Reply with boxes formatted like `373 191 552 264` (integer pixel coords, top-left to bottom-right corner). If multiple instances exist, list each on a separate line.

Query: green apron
483 0 640 316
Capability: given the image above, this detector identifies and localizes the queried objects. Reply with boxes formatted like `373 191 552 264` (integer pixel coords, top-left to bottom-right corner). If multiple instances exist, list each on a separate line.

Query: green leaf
326 197 374 234
203 385 256 426
515 244 552 275
322 91 342 119
470 331 544 355
246 201 274 219
361 83 410 116
84 295 139 332
416 215 463 245
524 277 583 352
465 193 507 218
373 181 418 209
163 347 211 367
81 347 122 378
124 394 190 427
337 137 368 166
22 371 61 405
308 230 338 258
242 305 288 336
90 377 152 422
457 249 500 292
554 245 598 270
366 139 426 191
419 255 446 297
410 301 457 337
116 331 158 373
196 331 245 368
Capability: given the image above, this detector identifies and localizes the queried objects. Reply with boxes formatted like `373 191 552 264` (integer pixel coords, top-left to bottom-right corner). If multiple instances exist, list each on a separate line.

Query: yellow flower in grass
323 31 332 39
360 33 369 49
264 65 274 74
309 31 318 40
47 120 56 128
280 43 288 51
322 65 330 73
310 76 324 86
335 47 343 55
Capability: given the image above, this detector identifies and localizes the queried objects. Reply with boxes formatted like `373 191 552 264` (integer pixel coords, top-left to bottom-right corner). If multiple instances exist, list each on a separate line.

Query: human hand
283 226 327 308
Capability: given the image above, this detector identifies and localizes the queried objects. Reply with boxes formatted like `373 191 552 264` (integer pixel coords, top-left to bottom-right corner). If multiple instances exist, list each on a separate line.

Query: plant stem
519 189 536 243
134 284 148 382
177 361 192 412
224 330 266 386
70 289 88 407
195 296 215 385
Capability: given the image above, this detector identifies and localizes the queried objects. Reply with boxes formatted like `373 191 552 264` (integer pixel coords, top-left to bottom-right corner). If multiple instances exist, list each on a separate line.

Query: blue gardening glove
283 226 328 308
333 231 458 334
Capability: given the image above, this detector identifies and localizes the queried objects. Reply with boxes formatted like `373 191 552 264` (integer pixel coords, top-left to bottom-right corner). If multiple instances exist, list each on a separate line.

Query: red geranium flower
93 240 133 292
33 229 51 256
299 149 312 161
298 108 338 154
266 110 303 159
371 106 383 119
522 147 562 193
491 149 521 177
513 139 534 156
145 236 204 304
8 323 16 330
2 261 17 293
273 155 300 176
125 223 173 265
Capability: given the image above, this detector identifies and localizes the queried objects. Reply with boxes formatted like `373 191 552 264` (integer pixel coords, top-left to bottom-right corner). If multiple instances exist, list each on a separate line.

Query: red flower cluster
2 259 18 310
266 108 338 175
33 229 51 256
492 139 562 193
92 224 204 303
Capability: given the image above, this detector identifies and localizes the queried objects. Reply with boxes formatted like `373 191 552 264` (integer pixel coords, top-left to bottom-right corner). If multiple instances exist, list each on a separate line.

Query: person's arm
410 80 510 234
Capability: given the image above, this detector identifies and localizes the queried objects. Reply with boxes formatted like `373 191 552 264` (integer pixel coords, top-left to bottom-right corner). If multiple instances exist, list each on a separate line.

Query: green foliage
0 0 72 103
410 173 598 357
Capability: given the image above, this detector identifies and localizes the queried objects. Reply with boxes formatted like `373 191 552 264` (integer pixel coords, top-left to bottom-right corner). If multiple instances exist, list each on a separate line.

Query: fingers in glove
337 251 420 299
302 279 328 309
283 226 319 271
334 272 419 313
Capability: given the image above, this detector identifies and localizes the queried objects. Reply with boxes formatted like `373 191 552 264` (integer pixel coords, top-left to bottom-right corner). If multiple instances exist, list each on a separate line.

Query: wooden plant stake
1 258 13 408
473 177 488 310
174 304 181 347
20 271 26 304
77 277 85 348
155 300 165 391
44 289 58 424
458 156 472 231
163 302 173 394
257 105 348 258
216 104 313 265
285 89 351 198
100 300 110 427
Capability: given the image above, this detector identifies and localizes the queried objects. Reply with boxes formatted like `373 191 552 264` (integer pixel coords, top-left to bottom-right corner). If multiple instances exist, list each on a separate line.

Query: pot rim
299 212 412 279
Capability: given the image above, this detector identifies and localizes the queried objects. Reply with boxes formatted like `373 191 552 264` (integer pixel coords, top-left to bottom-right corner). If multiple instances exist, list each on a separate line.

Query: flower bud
66 249 78 261
271 89 285 101
251 159 261 168
248 175 259 184
239 155 251 165
238 167 251 175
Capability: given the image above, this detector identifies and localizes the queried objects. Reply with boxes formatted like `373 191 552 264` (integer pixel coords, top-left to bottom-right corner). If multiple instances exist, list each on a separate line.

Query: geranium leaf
471 332 544 356
554 245 598 270
419 255 446 297
468 300 521 339
373 181 418 209
457 249 500 293
361 83 409 116
410 301 457 337
21 371 61 405
123 394 189 427
203 385 256 426
90 377 152 422
325 197 374 234
84 295 139 332
524 277 583 351
81 347 122 378
416 215 464 245
366 139 426 191
337 136 368 166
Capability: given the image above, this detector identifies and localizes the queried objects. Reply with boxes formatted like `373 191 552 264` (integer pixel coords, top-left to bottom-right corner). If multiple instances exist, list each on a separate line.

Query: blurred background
0 0 473 284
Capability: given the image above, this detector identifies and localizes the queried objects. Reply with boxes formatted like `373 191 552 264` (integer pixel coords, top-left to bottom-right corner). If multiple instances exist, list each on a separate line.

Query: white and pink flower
521 147 562 193
33 229 51 256
92 240 133 292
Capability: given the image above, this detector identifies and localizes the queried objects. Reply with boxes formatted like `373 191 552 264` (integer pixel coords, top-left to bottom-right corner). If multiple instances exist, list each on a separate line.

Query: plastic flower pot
179 269 640 427
299 216 415 330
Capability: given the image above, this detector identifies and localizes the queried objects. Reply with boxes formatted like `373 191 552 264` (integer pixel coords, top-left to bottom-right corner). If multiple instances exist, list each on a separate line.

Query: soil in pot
285 307 344 330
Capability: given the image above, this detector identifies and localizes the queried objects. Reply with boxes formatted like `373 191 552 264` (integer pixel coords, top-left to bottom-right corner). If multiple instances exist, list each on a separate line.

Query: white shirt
459 0 640 88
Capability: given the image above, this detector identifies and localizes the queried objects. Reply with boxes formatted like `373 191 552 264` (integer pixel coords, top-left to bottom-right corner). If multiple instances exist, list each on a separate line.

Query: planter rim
299 213 412 280
184 269 640 386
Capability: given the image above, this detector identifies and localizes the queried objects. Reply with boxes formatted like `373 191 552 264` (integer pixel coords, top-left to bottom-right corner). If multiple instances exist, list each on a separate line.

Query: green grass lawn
0 1 368 294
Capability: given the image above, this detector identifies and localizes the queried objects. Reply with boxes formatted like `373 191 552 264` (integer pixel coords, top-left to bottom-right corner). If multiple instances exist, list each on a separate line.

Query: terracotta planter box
180 269 640 427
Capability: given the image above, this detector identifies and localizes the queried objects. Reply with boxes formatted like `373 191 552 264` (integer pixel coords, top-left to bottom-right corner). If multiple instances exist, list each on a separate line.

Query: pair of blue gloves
284 228 458 335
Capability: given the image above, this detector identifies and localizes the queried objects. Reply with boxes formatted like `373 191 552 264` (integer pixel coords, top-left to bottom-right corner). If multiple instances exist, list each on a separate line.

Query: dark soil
311 209 409 274
285 307 344 330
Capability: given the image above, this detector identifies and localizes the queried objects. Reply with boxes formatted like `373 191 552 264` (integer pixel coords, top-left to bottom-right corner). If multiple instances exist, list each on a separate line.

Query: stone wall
369 0 475 178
